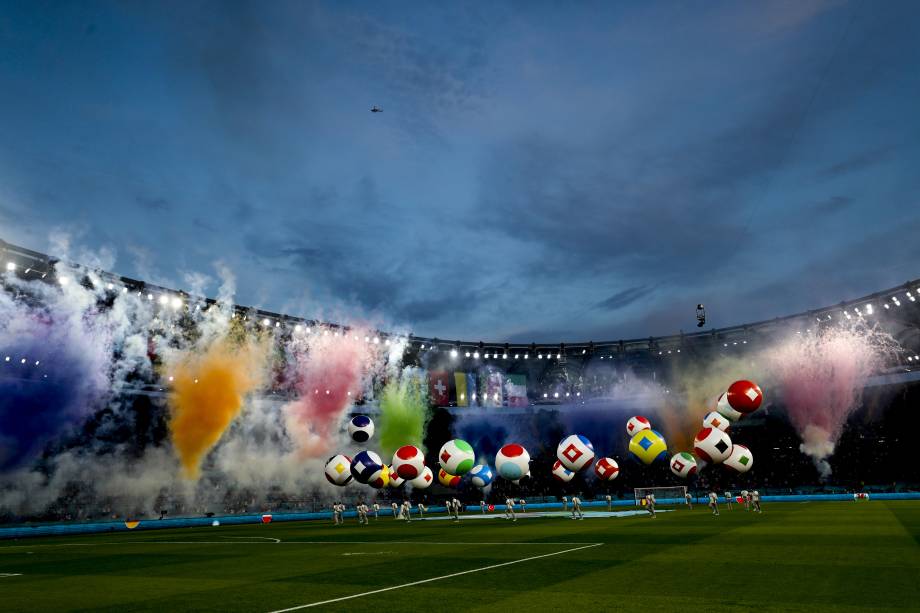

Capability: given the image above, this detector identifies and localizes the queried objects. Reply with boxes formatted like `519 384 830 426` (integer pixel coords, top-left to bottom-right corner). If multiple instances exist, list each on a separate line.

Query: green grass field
2 502 919 612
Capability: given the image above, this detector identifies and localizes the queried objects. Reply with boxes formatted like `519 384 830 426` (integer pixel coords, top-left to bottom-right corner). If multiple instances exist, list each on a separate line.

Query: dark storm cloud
1 0 919 341
596 286 656 312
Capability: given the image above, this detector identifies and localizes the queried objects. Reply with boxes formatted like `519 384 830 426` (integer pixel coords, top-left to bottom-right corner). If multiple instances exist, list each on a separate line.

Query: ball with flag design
556 434 595 471
367 464 391 489
594 457 619 481
409 466 434 489
392 445 425 480
715 392 742 422
628 429 668 465
703 411 730 432
724 444 754 473
626 415 651 437
439 439 475 475
469 464 494 488
495 444 530 480
347 415 375 443
324 454 353 486
388 473 405 488
552 460 575 482
725 380 763 415
438 468 461 488
669 452 698 478
350 450 384 484
693 427 733 463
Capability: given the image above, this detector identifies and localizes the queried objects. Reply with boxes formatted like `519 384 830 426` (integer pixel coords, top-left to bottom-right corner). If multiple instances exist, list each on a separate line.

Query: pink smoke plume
282 329 378 458
765 325 896 478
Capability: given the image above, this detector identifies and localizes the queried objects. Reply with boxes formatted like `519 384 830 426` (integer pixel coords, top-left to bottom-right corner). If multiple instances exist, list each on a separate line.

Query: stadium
2 2 920 612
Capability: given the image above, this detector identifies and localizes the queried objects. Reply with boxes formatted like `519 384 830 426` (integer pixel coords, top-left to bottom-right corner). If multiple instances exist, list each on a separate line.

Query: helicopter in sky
370 106 383 113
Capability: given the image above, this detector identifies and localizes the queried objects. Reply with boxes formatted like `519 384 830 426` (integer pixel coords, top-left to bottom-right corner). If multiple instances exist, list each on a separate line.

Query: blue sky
1 0 918 342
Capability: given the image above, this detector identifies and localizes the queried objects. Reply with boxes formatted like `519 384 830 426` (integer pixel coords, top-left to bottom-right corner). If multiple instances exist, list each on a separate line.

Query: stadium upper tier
3 237 919 374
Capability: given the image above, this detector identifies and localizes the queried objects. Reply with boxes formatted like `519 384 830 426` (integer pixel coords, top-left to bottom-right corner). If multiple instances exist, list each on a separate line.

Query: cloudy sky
1 0 918 342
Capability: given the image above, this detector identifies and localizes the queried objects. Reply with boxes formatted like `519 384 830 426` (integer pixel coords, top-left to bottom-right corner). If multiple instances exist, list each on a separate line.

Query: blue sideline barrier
2 492 918 540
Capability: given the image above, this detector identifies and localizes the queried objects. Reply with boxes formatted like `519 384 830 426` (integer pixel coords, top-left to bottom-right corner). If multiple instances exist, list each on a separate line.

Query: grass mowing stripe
265 542 603 612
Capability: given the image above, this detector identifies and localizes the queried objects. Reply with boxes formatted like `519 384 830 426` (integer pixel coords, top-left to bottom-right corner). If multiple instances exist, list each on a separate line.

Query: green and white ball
438 439 475 475
669 452 698 478
724 444 753 473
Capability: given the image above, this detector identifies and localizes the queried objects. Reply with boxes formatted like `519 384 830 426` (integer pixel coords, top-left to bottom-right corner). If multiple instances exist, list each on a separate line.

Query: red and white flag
429 371 450 406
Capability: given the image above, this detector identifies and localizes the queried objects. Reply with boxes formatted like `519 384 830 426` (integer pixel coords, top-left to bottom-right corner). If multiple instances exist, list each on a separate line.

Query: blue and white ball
556 434 595 471
347 415 375 443
469 464 494 488
350 450 383 484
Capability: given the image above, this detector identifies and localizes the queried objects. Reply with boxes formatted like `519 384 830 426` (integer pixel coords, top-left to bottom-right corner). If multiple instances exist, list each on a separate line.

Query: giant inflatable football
439 439 475 475
628 429 668 464
552 460 575 482
495 444 531 480
324 454 353 486
556 434 595 471
392 445 425 480
350 450 384 484
694 427 733 463
594 457 619 481
724 444 754 473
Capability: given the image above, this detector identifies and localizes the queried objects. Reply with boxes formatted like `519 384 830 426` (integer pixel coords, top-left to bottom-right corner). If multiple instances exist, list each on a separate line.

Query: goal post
634 486 687 506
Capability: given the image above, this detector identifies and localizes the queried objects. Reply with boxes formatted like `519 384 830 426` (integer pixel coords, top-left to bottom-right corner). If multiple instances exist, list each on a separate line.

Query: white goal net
634 486 687 506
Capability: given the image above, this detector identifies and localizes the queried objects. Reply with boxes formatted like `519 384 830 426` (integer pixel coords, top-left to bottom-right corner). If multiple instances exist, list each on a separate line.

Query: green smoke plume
378 367 430 457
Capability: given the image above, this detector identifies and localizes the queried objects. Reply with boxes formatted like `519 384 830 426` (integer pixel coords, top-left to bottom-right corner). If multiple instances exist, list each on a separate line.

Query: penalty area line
265 542 602 612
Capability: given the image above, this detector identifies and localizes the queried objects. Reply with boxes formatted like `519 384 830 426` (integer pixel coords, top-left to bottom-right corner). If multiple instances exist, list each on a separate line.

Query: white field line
0 573 23 577
265 542 603 613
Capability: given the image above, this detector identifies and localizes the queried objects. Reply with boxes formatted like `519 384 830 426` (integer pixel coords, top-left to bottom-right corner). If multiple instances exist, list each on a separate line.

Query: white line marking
221 536 281 543
265 542 602 612
0 573 23 577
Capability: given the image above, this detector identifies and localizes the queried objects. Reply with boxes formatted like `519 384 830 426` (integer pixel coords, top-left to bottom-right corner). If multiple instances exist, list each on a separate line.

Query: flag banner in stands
455 372 473 407
505 374 528 407
429 371 450 406
481 372 504 407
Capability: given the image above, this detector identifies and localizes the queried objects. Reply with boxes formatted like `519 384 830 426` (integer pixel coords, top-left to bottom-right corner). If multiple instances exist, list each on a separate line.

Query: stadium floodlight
524 353 529 359
420 344 426 350
884 303 890 309
3 356 8 362
538 354 543 359
514 353 520 359
556 353 561 359
5 262 15 271
59 277 70 286
465 351 471 357
106 282 114 290
261 318 270 327
450 349 458 358
484 353 490 359
122 287 128 293
171 297 183 310
473 351 480 359
908 292 916 302
565 392 570 397
20 358 26 364
385 339 391 346
34 360 39 365
543 393 548 398
158 295 169 306
576 392 581 397
146 293 153 301
554 392 559 398
294 324 302 332
373 337 380 344
502 353 508 359
866 304 874 315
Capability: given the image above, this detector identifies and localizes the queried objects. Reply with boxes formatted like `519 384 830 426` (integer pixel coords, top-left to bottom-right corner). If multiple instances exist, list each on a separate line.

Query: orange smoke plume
168 337 266 478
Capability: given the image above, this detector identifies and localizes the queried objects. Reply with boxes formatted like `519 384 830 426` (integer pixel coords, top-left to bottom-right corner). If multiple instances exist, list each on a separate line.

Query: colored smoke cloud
167 335 267 479
281 328 378 458
378 367 430 457
764 325 896 479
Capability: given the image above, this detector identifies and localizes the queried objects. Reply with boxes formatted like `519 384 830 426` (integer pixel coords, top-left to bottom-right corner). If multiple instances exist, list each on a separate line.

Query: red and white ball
556 434 595 471
495 444 530 481
724 444 754 473
594 457 619 481
693 427 733 463
626 415 651 437
725 380 763 415
409 466 434 489
703 411 730 432
391 445 425 480
388 473 405 488
552 460 575 483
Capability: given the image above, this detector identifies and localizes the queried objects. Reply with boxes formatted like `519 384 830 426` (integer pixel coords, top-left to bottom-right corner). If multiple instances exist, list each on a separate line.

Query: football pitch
1 501 919 612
